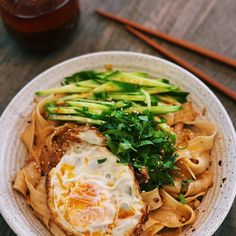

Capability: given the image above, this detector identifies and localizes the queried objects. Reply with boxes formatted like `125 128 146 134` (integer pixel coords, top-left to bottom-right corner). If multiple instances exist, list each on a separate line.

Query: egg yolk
60 164 75 176
67 183 98 210
65 183 110 228
118 208 135 219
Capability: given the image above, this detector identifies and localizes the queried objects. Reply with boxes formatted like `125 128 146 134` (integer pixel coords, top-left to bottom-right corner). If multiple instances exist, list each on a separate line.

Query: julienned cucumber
106 71 173 88
124 105 182 114
36 70 187 128
48 114 106 125
36 84 92 96
93 81 138 94
66 101 110 111
106 93 157 102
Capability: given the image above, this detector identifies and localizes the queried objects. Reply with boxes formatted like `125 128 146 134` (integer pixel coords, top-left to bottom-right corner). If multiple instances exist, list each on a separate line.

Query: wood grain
126 26 236 100
96 8 236 68
0 0 236 235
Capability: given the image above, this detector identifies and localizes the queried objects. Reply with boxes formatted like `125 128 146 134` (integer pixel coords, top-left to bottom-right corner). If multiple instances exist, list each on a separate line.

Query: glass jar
0 0 80 52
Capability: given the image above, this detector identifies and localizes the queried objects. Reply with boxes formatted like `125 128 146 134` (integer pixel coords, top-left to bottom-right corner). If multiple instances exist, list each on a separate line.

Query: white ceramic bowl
0 51 236 236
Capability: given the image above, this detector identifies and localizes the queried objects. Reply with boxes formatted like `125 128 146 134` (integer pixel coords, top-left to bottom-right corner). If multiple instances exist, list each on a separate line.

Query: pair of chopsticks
96 9 236 101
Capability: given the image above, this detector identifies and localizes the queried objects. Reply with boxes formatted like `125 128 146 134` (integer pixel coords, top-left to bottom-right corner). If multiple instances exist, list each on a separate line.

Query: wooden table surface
0 0 236 235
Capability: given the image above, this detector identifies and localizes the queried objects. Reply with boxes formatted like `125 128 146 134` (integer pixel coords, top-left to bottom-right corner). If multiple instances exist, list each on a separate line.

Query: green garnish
181 179 193 191
98 110 177 191
36 70 190 191
82 107 89 112
97 158 107 164
63 71 111 84
178 194 187 205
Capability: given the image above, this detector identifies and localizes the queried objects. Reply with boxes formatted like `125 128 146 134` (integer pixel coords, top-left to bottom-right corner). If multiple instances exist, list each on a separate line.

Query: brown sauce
0 0 80 51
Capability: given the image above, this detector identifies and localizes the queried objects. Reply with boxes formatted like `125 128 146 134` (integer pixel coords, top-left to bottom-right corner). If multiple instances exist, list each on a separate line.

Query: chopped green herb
138 115 149 121
98 110 178 191
178 194 187 205
181 179 193 191
63 71 112 85
97 158 107 164
83 106 89 112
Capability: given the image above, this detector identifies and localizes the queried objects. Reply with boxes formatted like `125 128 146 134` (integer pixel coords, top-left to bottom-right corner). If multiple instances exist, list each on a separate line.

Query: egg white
47 139 147 235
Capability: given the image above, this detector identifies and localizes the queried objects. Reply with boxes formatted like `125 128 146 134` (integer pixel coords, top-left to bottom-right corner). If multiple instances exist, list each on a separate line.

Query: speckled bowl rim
0 51 236 236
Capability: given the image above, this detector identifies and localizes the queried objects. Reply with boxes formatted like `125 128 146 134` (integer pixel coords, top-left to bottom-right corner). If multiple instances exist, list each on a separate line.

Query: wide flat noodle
13 162 49 217
177 121 217 178
150 190 196 228
39 122 75 173
34 211 67 236
25 176 50 218
21 97 77 172
141 188 163 211
164 178 182 195
14 161 67 235
141 217 164 236
186 192 205 209
21 95 58 164
49 221 67 236
156 227 182 236
185 170 212 198
13 161 41 196
21 111 36 161
163 103 196 126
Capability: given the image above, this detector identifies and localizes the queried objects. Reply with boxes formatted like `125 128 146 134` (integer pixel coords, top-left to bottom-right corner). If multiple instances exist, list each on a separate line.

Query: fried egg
47 128 147 235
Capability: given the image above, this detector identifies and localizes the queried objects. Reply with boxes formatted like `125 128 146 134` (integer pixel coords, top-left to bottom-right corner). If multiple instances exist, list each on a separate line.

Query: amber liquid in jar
0 0 80 52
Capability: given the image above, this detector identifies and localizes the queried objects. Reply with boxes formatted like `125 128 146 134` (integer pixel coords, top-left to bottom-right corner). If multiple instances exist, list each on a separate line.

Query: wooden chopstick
126 26 236 101
96 9 236 69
